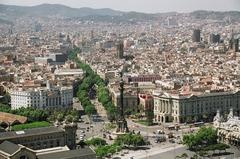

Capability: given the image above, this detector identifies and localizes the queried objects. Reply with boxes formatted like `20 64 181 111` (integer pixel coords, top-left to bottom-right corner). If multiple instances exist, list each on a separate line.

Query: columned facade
154 91 240 124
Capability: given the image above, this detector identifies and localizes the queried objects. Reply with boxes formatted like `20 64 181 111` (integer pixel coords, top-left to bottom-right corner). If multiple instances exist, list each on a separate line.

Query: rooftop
0 112 27 125
0 126 64 141
37 148 96 159
0 141 20 155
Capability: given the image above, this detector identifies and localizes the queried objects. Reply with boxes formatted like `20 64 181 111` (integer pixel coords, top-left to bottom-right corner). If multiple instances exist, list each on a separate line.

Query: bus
193 122 204 127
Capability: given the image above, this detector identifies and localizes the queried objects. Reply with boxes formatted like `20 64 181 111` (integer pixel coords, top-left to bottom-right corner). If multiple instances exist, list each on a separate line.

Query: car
157 130 165 134
155 136 166 143
109 135 113 140
168 132 174 138
169 139 175 143
85 121 90 124
176 140 182 144
145 141 151 145
79 138 84 141
80 130 85 133
124 151 129 154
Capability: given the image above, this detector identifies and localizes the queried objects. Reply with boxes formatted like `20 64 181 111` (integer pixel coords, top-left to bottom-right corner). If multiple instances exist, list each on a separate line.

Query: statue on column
116 72 129 133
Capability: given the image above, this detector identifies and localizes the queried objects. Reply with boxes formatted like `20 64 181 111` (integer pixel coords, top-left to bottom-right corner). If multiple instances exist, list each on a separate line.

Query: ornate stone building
154 91 240 123
214 109 240 146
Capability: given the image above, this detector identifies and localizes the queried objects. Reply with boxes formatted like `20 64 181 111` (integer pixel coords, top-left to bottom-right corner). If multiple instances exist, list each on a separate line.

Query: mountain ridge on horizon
0 3 240 24
1 3 239 15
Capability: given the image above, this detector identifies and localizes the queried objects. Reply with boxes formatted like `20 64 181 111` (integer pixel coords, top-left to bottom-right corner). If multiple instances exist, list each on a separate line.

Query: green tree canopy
86 138 107 147
115 133 145 148
183 127 229 154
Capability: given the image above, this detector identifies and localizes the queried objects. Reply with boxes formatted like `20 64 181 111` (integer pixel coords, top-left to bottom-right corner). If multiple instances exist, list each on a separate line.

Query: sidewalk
113 144 185 159
91 99 107 118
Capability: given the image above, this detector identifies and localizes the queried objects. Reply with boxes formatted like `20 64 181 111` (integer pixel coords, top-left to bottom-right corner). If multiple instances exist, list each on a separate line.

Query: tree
145 109 154 126
183 126 229 156
202 113 208 122
77 140 87 148
57 113 64 122
65 115 73 123
86 138 107 147
95 145 109 158
183 127 218 150
0 104 11 112
181 153 188 159
115 133 145 148
72 49 116 121
85 105 96 115
183 134 197 150
175 153 189 159
106 106 116 121
0 94 10 105
194 116 198 122
191 154 199 159
186 116 192 123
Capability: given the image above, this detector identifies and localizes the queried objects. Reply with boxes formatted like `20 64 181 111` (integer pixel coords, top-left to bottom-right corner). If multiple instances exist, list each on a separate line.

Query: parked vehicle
155 135 166 143
169 139 175 143
157 130 165 134
167 132 174 138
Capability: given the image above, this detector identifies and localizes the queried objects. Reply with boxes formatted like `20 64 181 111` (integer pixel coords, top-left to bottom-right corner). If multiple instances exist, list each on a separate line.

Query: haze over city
1 0 240 13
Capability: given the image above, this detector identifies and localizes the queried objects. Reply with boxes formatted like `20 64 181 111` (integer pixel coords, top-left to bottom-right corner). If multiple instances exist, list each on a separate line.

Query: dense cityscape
0 1 240 159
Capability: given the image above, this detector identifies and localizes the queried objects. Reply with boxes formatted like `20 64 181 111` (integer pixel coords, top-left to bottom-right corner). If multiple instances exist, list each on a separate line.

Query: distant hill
0 3 123 19
0 18 13 25
190 10 240 21
0 3 239 23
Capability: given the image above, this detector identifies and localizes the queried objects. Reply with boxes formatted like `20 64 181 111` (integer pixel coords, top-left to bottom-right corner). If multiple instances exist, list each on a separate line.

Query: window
20 156 28 159
56 140 60 146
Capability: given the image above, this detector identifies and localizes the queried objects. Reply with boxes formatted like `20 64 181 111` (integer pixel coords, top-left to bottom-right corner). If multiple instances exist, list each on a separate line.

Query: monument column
116 72 129 133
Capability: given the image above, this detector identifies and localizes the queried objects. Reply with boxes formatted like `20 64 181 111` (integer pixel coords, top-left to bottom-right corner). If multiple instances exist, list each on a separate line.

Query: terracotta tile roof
0 112 27 125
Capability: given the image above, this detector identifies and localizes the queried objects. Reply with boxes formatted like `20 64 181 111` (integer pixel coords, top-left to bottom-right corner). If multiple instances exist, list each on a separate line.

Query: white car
79 136 84 141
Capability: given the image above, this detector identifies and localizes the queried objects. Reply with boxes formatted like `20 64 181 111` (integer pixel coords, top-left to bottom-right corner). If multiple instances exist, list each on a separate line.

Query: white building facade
10 86 73 110
153 91 240 123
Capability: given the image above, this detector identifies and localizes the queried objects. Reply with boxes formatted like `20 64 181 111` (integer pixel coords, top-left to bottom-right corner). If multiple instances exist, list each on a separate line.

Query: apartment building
10 82 73 110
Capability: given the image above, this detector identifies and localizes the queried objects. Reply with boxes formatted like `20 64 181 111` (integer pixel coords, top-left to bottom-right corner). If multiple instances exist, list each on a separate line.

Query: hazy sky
1 0 240 13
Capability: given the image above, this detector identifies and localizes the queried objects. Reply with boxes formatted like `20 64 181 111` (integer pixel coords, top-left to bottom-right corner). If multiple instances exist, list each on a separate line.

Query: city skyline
0 0 240 158
1 0 240 13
